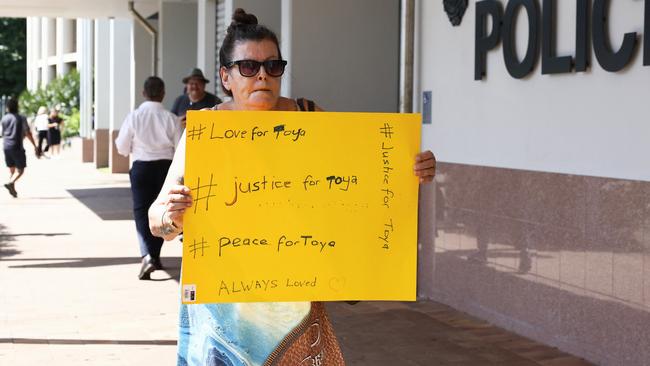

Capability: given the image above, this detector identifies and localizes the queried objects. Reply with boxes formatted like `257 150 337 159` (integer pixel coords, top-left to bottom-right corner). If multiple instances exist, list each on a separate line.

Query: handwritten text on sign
182 111 421 303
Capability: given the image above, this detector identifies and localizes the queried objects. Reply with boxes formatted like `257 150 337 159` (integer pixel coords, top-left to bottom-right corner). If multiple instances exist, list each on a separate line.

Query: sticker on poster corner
183 284 196 302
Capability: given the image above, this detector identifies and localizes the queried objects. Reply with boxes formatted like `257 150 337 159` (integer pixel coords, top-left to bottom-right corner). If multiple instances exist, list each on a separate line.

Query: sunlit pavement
0 139 592 365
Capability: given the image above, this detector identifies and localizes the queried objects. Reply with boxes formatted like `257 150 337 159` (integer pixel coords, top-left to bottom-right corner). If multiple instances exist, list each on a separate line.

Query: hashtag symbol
189 174 217 213
380 123 394 139
187 123 206 141
188 237 209 259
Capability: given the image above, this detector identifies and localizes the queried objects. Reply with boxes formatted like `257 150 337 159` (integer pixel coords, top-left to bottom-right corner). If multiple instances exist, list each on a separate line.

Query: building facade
416 1 650 365
26 17 78 89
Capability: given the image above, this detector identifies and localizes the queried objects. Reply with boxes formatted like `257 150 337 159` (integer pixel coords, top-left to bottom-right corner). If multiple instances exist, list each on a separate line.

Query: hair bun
231 8 258 27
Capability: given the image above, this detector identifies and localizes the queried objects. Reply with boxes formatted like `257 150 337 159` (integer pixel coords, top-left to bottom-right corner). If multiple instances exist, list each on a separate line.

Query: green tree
19 69 80 116
0 18 26 97
19 70 81 138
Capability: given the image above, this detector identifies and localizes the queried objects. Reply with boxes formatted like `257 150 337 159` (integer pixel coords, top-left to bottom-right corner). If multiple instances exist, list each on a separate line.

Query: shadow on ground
0 338 176 345
67 187 133 220
1 232 70 238
0 223 21 258
5 256 181 282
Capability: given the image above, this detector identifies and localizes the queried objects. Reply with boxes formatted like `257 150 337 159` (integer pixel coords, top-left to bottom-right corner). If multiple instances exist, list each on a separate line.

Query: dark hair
6 98 18 113
143 76 165 100
218 8 282 97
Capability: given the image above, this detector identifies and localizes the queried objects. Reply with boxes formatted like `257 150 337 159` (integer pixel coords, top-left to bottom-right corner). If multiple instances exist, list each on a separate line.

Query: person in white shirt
116 76 183 280
33 106 49 157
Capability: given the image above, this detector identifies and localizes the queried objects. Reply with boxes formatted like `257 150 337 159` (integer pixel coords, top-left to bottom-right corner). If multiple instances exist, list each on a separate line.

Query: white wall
418 0 650 182
109 18 133 131
132 16 155 107
160 1 198 110
288 0 400 112
230 0 281 36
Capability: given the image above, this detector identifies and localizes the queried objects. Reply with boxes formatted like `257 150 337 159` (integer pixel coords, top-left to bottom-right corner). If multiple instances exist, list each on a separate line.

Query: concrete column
109 18 132 174
26 18 32 90
33 17 42 89
56 18 65 76
41 17 54 84
197 0 216 93
159 1 198 110
26 18 35 90
56 18 74 76
78 19 94 162
94 19 111 169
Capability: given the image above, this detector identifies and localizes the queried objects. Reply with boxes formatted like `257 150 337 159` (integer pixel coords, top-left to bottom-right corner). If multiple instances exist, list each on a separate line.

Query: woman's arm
148 131 193 241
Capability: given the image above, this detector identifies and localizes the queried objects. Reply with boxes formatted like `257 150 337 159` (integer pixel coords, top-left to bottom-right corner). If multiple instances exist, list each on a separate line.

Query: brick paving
0 140 593 365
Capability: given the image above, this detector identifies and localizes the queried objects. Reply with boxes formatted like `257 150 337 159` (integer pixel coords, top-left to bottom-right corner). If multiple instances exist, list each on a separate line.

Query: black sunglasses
225 59 288 77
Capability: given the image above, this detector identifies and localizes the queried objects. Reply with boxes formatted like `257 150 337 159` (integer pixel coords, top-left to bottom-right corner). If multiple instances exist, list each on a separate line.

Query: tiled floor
328 301 592 365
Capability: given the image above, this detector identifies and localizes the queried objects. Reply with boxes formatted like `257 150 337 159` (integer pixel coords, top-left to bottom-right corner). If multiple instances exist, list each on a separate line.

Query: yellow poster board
182 111 421 303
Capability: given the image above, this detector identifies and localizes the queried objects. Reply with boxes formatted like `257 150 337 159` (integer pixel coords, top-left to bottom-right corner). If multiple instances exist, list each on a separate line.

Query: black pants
37 130 48 153
129 159 172 259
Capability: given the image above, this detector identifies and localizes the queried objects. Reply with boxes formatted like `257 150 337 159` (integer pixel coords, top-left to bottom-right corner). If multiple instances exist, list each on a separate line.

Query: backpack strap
296 98 316 112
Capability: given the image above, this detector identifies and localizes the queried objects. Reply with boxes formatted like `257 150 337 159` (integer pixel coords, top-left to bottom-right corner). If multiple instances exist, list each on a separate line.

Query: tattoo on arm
175 174 184 185
151 225 163 237
149 203 165 237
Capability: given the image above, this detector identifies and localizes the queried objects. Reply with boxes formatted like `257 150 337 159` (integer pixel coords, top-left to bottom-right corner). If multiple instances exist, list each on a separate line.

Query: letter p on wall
475 0 503 80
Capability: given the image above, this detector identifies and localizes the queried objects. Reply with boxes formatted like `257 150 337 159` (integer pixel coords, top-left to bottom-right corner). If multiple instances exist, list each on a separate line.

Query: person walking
170 68 221 124
1 98 37 198
46 107 64 157
116 76 183 280
33 106 49 157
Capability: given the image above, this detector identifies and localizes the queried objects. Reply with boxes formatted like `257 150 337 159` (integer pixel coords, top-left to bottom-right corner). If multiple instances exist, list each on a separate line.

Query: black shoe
151 257 164 270
3 183 17 198
138 255 155 280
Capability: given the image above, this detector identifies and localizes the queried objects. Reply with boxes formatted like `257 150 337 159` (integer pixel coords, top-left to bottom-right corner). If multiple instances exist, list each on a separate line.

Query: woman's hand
162 185 193 230
150 184 192 240
414 150 436 184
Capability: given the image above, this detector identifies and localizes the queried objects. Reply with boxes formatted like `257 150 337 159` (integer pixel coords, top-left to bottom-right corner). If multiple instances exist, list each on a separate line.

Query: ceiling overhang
0 0 174 19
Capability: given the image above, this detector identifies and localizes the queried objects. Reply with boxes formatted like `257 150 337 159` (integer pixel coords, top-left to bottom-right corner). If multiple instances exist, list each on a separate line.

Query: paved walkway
0 140 593 365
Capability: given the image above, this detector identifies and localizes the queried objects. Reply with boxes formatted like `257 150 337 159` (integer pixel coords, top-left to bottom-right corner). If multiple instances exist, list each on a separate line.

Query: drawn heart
328 277 346 292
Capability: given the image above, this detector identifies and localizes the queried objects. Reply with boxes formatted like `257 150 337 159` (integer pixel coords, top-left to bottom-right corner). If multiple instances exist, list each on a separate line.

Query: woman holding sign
149 8 436 366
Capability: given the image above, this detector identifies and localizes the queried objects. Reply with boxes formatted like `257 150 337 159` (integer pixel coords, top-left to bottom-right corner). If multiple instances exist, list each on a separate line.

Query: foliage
61 109 80 138
0 18 26 97
19 69 80 117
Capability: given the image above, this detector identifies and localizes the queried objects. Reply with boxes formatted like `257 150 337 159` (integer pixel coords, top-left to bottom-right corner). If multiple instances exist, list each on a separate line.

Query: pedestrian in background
116 76 183 280
170 68 221 126
47 107 64 157
33 106 49 158
1 98 37 198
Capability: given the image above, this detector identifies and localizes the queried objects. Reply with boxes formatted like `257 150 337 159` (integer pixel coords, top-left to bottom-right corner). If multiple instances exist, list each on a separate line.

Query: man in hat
171 68 221 121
